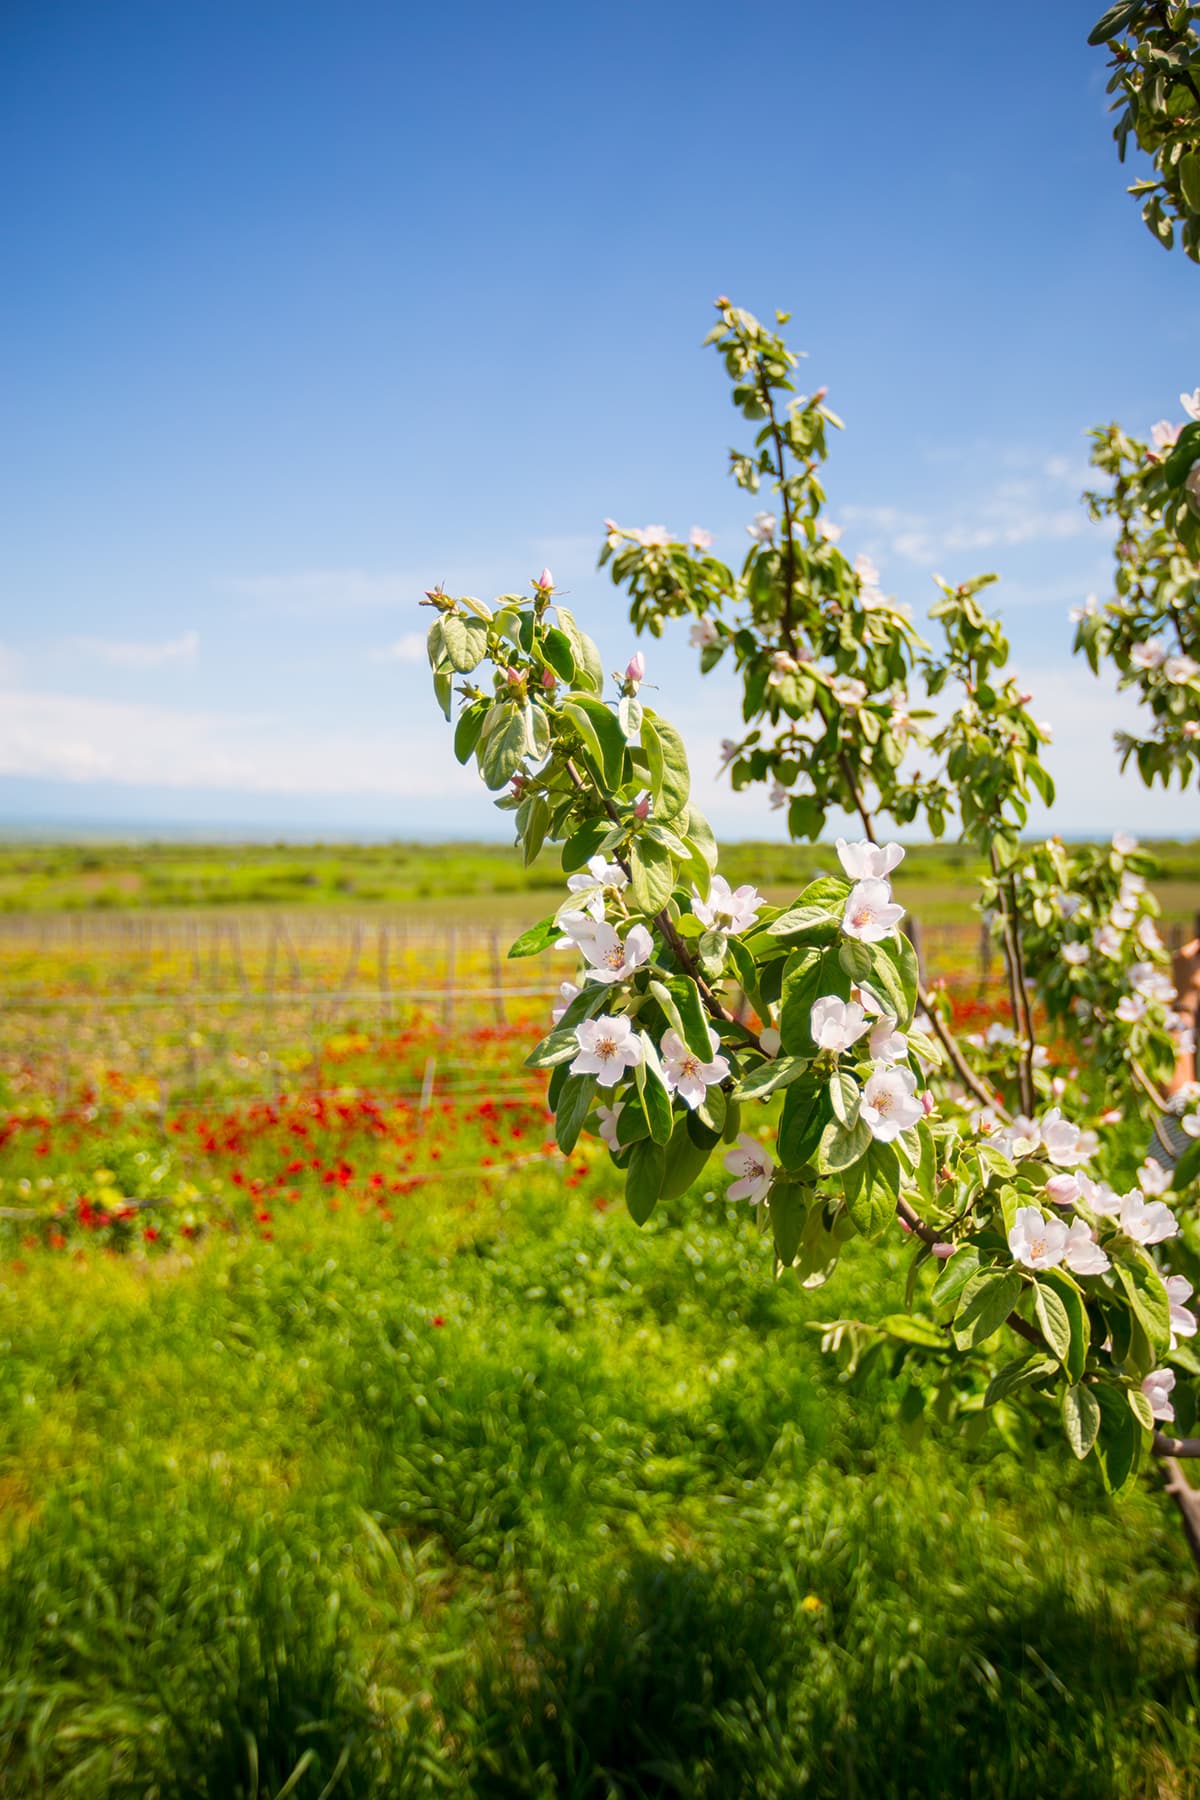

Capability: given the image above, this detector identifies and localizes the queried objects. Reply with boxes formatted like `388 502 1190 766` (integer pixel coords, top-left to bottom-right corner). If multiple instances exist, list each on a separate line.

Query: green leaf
508 916 560 959
660 1116 713 1200
641 710 690 822
635 1032 674 1144
877 1314 946 1349
930 1245 981 1310
1127 1386 1156 1433
555 1074 596 1155
525 1027 582 1070
1034 1282 1072 1366
828 1070 860 1127
453 701 488 765
769 876 851 941
562 697 625 789
541 626 576 683
1094 1384 1141 1493
1040 1267 1090 1384
816 1115 872 1176
735 1055 809 1102
1062 1385 1101 1459
440 611 488 672
779 944 849 1054
842 1149 895 1238
554 606 603 695
666 977 714 1061
1164 421 1200 489
615 1094 650 1148
985 1354 1059 1408
479 702 527 789
625 1138 665 1225
629 838 674 915
1182 153 1200 217
778 1081 830 1171
952 1269 1023 1350
561 818 614 873
1087 0 1142 45
618 693 643 742
1116 1257 1171 1357
433 669 453 721
770 1183 808 1267
426 617 448 669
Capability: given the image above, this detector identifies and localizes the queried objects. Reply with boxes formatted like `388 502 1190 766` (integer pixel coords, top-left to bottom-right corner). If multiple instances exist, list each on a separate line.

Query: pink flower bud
920 1090 935 1116
1017 690 1033 706
626 652 646 682
541 668 556 690
506 667 523 685
932 1241 954 1259
634 793 651 819
535 567 554 591
1045 1173 1080 1207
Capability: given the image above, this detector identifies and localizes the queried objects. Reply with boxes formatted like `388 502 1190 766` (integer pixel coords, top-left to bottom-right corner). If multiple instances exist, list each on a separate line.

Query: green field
2 847 1200 1795
0 836 1198 929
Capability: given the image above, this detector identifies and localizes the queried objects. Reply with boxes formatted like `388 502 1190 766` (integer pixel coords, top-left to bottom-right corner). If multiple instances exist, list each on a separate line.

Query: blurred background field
2 839 1200 1796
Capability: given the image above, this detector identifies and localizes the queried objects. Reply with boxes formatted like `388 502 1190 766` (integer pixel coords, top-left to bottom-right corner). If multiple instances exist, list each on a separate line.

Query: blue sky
1 0 1198 840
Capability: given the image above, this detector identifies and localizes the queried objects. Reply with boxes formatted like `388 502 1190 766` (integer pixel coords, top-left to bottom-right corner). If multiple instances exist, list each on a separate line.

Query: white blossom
842 878 905 943
818 518 842 543
1138 917 1164 952
1063 1218 1110 1275
552 981 580 1024
1167 1275 1198 1343
1116 994 1148 1023
836 838 905 881
596 1099 624 1149
661 1027 730 1109
1151 420 1182 450
1181 388 1200 422
1008 1206 1068 1270
556 910 603 952
747 511 777 542
830 675 868 708
1069 596 1097 623
633 524 671 548
692 875 762 935
1138 1159 1172 1196
1040 1108 1097 1167
860 1064 923 1142
1062 942 1089 967
1077 1171 1122 1217
580 922 654 985
718 738 739 768
1110 902 1136 932
570 1015 643 1087
566 854 628 921
869 1013 907 1063
724 1133 775 1203
810 996 869 1054
1112 831 1139 856
1129 639 1166 671
689 526 714 550
992 1114 1042 1160
1143 1367 1176 1422
1119 1189 1179 1244
1044 1172 1080 1206
1094 925 1123 958
768 778 789 811
689 616 719 649
1165 654 1200 684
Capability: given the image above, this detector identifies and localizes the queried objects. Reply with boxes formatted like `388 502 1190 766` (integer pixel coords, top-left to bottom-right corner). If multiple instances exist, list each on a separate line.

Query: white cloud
69 629 200 669
0 687 481 799
225 569 420 611
369 632 427 664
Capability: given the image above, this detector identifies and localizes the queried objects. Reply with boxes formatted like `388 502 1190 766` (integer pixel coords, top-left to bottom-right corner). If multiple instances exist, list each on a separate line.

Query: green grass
0 836 1198 926
1 1173 1199 1796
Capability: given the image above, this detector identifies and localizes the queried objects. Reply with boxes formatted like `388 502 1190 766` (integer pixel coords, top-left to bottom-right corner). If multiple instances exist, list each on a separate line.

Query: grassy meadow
1 839 1200 1795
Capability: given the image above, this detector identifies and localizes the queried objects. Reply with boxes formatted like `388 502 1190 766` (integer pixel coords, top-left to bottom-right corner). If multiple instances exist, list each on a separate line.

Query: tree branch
1153 1431 1200 1459
989 849 1036 1116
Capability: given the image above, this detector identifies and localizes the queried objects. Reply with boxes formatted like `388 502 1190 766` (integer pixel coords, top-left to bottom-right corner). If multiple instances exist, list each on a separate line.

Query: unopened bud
715 294 730 309
811 386 827 405
541 668 556 690
920 1090 935 1116
634 793 651 819
534 567 554 591
1045 1173 1080 1206
626 652 646 683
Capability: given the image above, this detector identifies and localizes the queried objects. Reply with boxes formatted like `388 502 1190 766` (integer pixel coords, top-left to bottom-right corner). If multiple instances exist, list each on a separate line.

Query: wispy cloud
225 569 419 612
369 632 427 664
69 629 200 668
0 686 479 799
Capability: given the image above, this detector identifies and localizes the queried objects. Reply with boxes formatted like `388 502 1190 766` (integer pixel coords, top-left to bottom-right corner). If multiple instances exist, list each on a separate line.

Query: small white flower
692 875 762 936
1138 1160 1172 1196
1180 388 1200 422
1063 1218 1110 1276
768 778 789 811
1116 994 1147 1023
1138 917 1164 952
689 615 719 648
1167 1274 1198 1343
556 910 603 952
860 1064 923 1142
566 854 628 921
842 878 905 943
992 1114 1041 1160
660 1027 730 1110
718 738 739 768
854 553 881 587
1120 871 1146 901
1094 925 1123 958
552 981 580 1024
869 1013 907 1064
1164 654 1200 684
1061 942 1089 967
1110 902 1136 931
1129 639 1166 671
1183 1111 1200 1139
810 996 869 1054
747 511 777 542
1069 596 1097 623
1076 1172 1122 1217
633 524 671 548
723 1133 775 1203
570 1015 644 1087
1119 1189 1179 1245
580 922 654 985
1040 1107 1097 1167
1008 1205 1068 1270
836 838 905 881
1143 1367 1176 1423
818 518 842 543
689 526 714 551
596 1099 624 1149
1112 831 1138 856
1151 420 1182 451
830 674 868 708
1130 961 1177 1004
